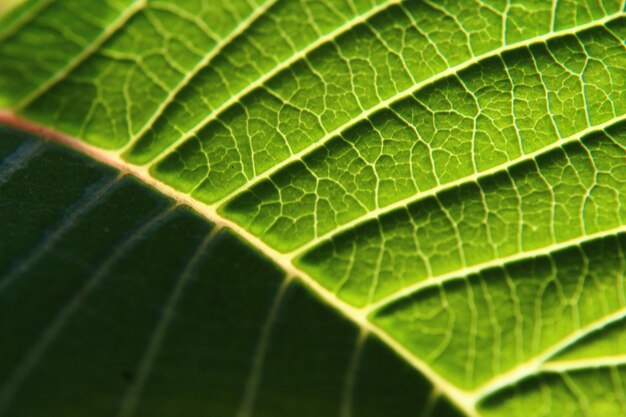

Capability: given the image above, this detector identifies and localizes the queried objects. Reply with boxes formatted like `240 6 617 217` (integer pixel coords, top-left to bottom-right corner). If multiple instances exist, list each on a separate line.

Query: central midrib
4 111 626 417
0 111 480 417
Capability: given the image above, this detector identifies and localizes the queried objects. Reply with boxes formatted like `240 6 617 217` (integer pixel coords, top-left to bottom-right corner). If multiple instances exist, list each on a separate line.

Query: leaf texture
2 0 626 416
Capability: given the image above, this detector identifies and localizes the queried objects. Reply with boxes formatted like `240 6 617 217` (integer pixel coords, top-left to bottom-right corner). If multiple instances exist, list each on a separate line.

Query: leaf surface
2 0 626 416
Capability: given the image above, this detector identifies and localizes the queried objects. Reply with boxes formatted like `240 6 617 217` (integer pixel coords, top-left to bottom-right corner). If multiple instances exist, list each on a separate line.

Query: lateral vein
208 10 626 212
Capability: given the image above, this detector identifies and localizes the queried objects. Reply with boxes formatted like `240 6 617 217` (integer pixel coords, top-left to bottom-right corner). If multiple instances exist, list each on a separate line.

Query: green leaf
1 0 626 416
